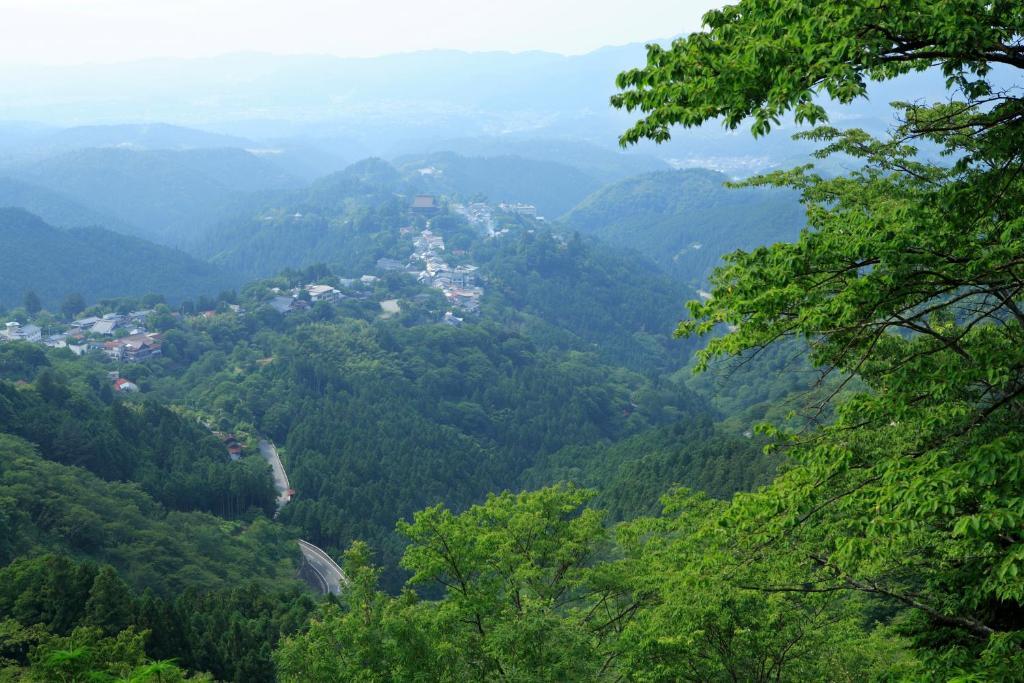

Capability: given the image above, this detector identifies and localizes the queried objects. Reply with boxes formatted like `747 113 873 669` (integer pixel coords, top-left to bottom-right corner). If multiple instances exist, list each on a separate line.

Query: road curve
298 540 348 595
257 439 348 594
259 439 291 514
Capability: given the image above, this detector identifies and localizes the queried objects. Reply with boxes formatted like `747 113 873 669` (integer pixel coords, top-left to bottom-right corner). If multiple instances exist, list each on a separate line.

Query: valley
0 149 797 605
0 4 1020 679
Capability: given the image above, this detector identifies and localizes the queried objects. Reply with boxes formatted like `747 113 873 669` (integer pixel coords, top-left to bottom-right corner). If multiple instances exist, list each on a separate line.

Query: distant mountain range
0 44 966 173
3 147 301 247
398 139 667 185
0 208 238 308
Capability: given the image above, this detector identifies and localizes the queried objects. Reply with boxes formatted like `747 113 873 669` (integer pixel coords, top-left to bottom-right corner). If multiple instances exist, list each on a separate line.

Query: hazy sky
0 0 721 66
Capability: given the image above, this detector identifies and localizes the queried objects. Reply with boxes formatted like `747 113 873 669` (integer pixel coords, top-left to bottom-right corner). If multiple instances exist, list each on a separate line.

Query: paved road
298 540 348 595
258 439 291 514
257 439 348 594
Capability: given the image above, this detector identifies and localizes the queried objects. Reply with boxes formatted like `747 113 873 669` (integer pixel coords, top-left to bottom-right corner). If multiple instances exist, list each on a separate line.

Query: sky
0 0 721 66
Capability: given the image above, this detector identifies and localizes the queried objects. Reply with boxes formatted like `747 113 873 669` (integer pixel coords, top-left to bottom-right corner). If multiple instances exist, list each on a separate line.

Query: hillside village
266 198 490 320
2 309 163 361
0 197 545 369
0 196 508 359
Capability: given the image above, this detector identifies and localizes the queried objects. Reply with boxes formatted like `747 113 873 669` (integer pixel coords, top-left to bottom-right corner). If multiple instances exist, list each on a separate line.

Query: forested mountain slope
200 158 410 278
0 434 296 595
475 228 696 372
0 343 296 595
563 168 805 284
0 551 314 682
521 415 778 520
2 0 1021 677
0 343 275 519
155 307 713 590
0 208 238 308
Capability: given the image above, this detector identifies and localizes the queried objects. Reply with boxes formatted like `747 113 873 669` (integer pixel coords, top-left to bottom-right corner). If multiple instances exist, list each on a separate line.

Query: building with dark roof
411 195 439 215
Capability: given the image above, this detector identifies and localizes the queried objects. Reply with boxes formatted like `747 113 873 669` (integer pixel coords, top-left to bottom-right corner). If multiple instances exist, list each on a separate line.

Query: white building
1 322 41 342
305 284 343 303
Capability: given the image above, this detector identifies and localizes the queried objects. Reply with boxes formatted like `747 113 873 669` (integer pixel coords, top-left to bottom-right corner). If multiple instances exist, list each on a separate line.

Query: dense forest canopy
142 277 732 590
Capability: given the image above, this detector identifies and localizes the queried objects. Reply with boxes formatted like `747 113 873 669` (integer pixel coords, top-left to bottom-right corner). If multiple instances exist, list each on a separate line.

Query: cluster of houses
102 332 162 362
265 214 487 320
1 310 163 363
409 226 484 313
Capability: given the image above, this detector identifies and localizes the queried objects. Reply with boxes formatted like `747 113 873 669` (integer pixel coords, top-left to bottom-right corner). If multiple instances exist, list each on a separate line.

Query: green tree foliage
397 485 610 680
137 582 315 682
678 337 859 433
276 487 912 681
274 541 444 682
83 566 135 636
0 435 297 595
147 304 177 332
612 0 1023 140
611 490 918 681
0 361 275 519
522 416 778 520
615 0 1024 676
162 311 715 590
0 552 314 682
60 293 86 321
476 228 698 372
0 343 49 383
16 626 207 682
21 292 40 316
277 486 620 682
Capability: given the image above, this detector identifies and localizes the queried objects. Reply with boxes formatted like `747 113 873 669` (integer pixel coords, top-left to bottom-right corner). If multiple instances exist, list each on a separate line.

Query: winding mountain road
297 540 349 594
258 439 348 594
258 439 291 514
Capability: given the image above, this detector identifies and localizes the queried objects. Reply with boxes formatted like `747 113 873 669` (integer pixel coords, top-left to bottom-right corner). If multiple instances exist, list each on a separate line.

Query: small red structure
113 378 140 393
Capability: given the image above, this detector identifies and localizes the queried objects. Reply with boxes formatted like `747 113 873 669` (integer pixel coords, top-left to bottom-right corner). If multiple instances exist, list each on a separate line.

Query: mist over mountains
0 42 962 175
0 40 959 280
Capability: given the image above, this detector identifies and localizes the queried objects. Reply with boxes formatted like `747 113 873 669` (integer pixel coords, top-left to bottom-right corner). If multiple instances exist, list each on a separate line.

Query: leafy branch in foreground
615 0 1024 677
